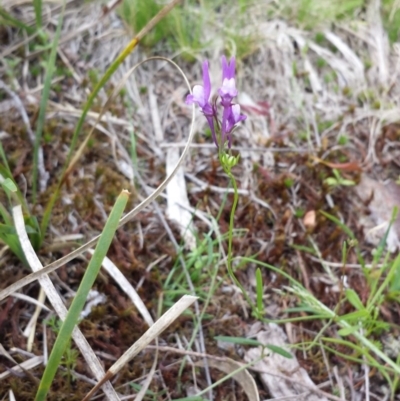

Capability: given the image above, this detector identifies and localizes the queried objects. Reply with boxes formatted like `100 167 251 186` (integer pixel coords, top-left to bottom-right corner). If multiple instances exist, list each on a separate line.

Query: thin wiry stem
222 159 259 316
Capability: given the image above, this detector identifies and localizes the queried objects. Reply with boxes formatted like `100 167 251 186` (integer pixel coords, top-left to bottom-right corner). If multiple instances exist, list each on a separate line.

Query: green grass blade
0 224 17 234
214 336 263 347
0 7 35 33
255 267 263 314
265 344 293 359
1 177 17 192
0 142 11 173
0 165 29 212
368 253 400 310
372 207 397 266
345 288 365 311
35 189 129 401
32 1 65 204
33 0 42 29
319 210 355 239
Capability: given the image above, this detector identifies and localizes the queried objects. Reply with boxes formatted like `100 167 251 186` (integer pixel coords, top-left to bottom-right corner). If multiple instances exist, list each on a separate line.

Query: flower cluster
186 56 246 151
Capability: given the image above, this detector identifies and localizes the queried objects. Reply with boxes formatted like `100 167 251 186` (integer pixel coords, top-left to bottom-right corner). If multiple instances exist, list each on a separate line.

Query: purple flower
226 104 246 132
186 61 211 110
223 105 247 147
186 60 217 145
219 56 244 146
186 56 246 150
218 56 237 106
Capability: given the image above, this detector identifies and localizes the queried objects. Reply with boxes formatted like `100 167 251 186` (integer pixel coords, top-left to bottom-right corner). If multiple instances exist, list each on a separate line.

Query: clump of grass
280 0 363 29
119 0 171 48
280 209 400 397
119 0 259 61
120 0 211 60
279 0 400 44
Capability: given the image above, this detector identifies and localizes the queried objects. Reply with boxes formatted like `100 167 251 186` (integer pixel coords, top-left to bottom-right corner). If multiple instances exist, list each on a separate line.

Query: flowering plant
186 56 246 170
187 57 264 318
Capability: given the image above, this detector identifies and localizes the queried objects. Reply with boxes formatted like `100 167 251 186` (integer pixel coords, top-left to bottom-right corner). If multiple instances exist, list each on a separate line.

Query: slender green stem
223 165 258 316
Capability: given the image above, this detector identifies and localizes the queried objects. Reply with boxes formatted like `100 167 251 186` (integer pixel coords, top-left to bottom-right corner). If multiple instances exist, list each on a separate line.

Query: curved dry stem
0 56 195 302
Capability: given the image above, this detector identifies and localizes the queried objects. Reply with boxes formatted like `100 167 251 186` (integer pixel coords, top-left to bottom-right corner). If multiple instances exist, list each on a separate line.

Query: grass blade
35 189 130 401
255 267 263 314
0 7 35 33
32 1 66 204
33 0 42 29
319 210 355 239
214 336 263 347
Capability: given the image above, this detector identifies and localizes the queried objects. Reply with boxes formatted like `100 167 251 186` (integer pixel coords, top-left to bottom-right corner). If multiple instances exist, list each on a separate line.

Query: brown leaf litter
1 0 400 400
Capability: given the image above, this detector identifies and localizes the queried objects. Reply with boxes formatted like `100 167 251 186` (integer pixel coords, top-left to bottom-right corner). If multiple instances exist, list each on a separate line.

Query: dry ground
1 0 400 400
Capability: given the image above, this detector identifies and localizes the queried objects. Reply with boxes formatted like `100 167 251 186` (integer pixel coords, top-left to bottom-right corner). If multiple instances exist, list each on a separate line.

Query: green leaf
1 178 17 192
339 309 369 322
290 243 317 255
320 210 355 240
372 207 397 265
284 306 320 314
256 267 263 314
0 224 16 234
35 190 129 401
345 289 365 311
0 7 35 33
338 325 359 337
214 336 263 347
340 179 355 186
390 264 400 292
324 177 338 186
265 344 293 359
33 0 42 28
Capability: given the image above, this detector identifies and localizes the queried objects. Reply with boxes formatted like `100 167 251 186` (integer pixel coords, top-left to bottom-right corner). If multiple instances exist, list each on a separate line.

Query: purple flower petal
221 55 236 80
219 56 238 107
186 85 206 107
186 60 218 145
223 104 247 147
202 60 211 100
185 61 212 109
230 104 246 124
218 77 238 106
